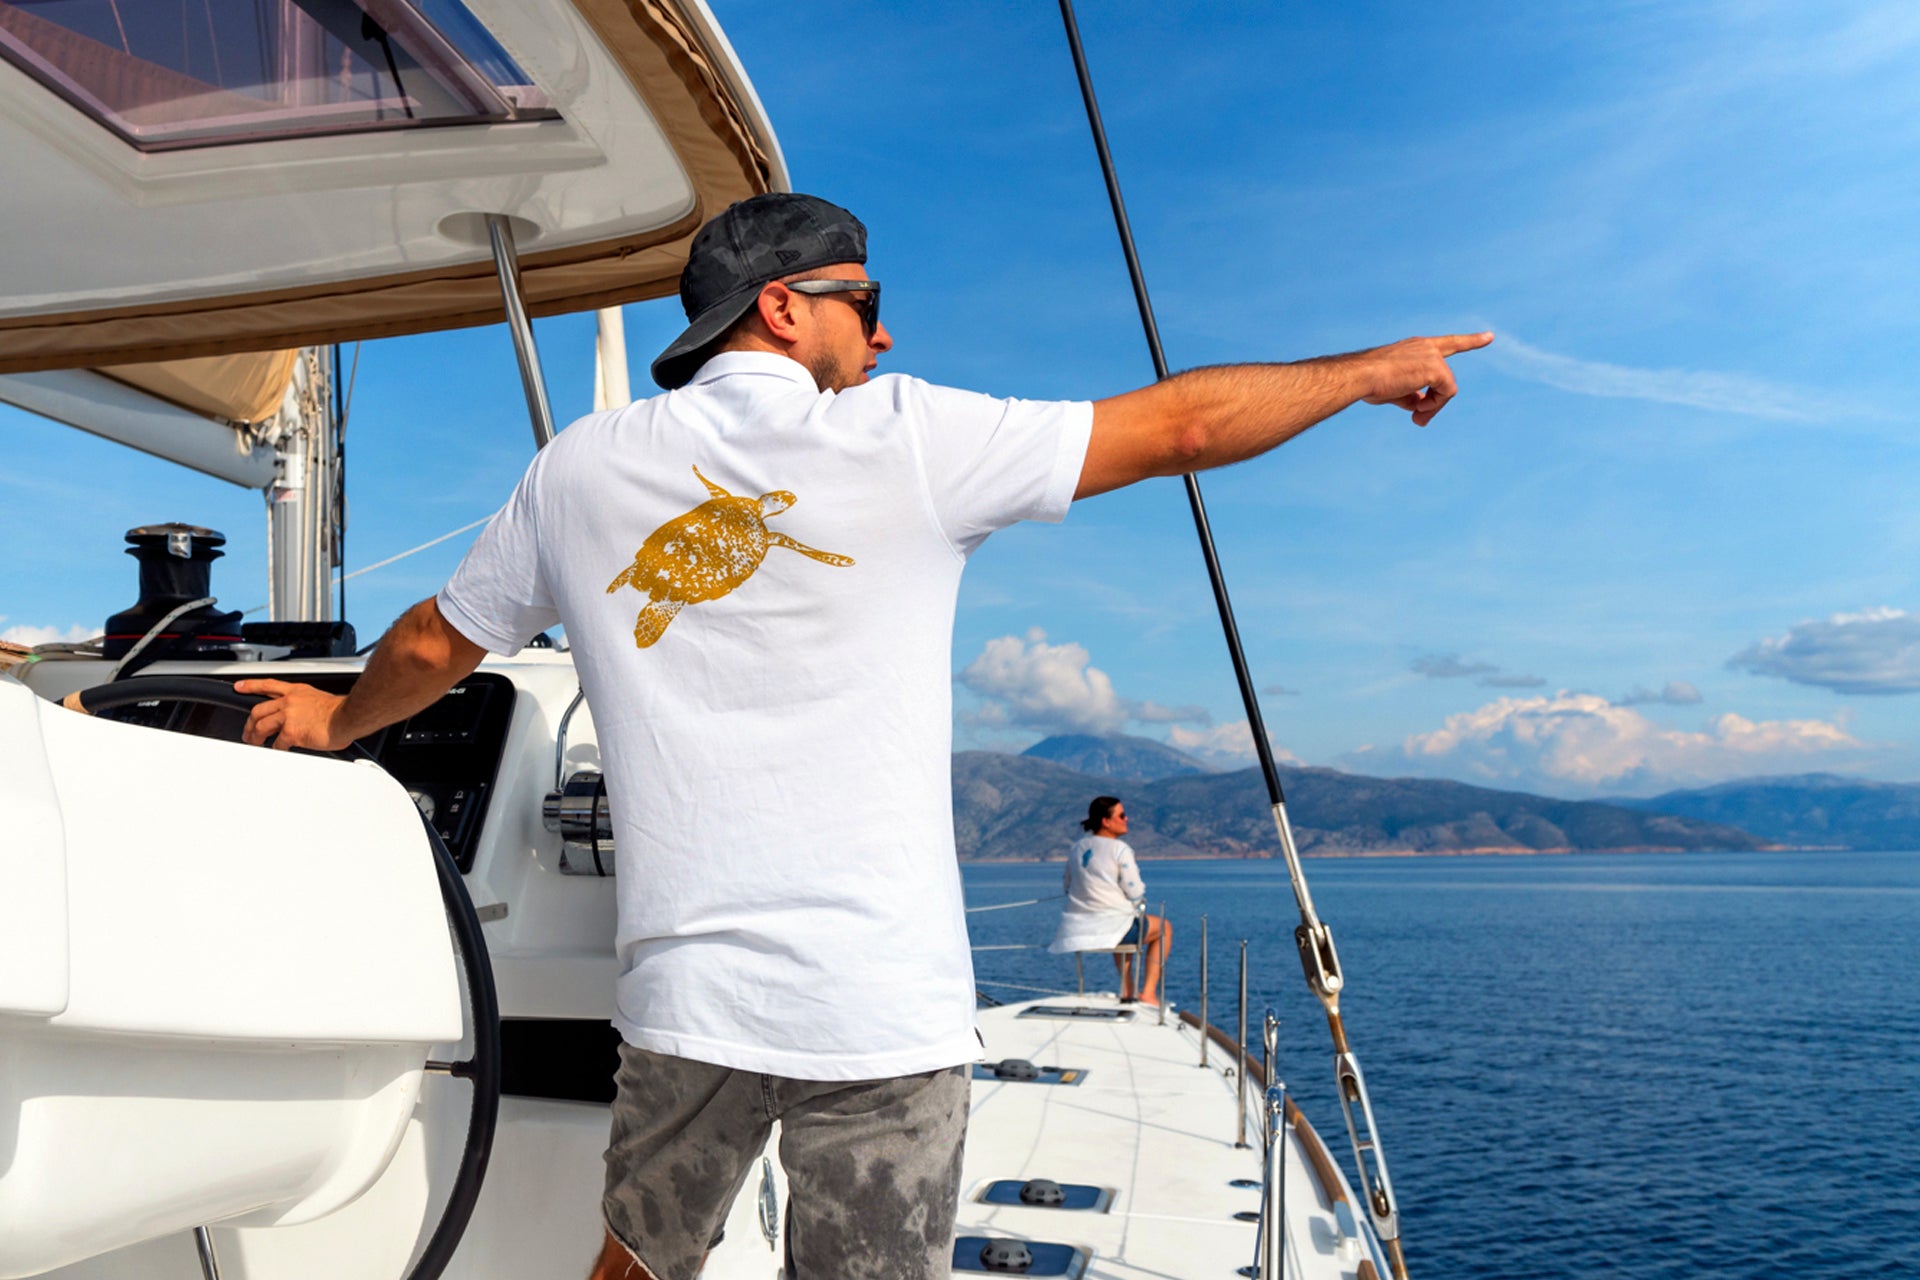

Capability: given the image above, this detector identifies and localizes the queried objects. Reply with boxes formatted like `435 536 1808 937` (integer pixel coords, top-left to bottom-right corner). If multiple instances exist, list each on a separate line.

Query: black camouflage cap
650 193 868 390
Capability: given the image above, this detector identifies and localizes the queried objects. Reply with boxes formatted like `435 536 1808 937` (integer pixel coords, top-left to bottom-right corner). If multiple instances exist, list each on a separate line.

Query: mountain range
1610 774 1920 851
1018 733 1210 781
951 735 1920 859
955 739 1762 860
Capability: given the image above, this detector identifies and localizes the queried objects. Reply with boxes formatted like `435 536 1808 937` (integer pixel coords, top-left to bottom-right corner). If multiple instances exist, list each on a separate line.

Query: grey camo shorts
602 1043 971 1280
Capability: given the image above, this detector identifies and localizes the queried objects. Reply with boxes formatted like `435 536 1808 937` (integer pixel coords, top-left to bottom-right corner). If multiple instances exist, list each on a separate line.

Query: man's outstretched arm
1076 332 1492 499
237 597 486 751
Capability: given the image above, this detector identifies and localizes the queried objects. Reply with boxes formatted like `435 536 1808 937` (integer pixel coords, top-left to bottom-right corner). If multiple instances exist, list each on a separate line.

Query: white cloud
1360 690 1863 796
1618 680 1703 706
1167 719 1301 770
961 629 1127 735
1486 335 1848 422
958 629 1214 738
0 621 96 647
1728 608 1920 695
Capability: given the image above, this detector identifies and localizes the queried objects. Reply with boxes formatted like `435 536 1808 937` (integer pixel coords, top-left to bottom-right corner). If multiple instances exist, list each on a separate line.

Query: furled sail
100 350 302 426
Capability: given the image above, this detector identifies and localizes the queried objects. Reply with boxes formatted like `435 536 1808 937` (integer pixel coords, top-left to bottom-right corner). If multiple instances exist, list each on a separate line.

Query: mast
264 347 341 621
594 306 633 412
1054 5 1410 1275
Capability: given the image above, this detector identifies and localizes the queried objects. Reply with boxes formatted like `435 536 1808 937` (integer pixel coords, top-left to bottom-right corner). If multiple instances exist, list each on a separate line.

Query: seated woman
1048 796 1171 1004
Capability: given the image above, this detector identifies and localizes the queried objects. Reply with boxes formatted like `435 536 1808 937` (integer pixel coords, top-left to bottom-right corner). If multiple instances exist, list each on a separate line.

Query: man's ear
755 282 804 344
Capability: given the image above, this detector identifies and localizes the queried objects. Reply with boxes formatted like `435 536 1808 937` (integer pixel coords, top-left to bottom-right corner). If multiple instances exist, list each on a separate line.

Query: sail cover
100 350 302 425
0 0 785 372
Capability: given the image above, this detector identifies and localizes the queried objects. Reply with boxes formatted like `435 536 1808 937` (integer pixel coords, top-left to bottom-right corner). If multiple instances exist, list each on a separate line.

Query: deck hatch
0 0 558 152
1017 1005 1133 1021
950 1237 1088 1278
971 1060 1087 1086
978 1180 1113 1212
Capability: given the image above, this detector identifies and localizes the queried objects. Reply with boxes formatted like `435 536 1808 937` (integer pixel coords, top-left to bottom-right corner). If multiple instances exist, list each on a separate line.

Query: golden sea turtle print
606 465 854 648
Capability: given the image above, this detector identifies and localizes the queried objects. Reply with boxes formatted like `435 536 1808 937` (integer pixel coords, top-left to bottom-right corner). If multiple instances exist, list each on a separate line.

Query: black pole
1056 0 1287 807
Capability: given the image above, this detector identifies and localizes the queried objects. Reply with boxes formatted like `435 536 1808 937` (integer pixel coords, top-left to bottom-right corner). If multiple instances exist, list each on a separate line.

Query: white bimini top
440 352 1092 1079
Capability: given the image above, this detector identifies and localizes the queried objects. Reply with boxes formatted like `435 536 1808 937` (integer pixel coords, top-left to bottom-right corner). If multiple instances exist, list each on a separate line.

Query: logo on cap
776 249 802 267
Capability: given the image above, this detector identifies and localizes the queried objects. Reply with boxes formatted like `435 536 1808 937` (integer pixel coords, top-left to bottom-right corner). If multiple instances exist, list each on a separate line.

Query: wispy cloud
1479 674 1548 689
1167 719 1300 770
1618 680 1703 707
1131 699 1212 725
1412 653 1544 689
1486 335 1851 422
1412 653 1498 679
1729 607 1920 695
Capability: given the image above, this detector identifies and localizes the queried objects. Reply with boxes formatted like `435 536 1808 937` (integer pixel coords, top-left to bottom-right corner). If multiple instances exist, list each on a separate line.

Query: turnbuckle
1333 1049 1404 1275
1293 919 1344 1004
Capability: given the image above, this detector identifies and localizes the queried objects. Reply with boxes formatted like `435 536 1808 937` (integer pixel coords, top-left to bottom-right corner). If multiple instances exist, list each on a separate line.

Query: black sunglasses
786 278 882 338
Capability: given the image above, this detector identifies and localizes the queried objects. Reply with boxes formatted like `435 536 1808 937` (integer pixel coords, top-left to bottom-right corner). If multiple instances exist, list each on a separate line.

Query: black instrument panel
99 672 517 873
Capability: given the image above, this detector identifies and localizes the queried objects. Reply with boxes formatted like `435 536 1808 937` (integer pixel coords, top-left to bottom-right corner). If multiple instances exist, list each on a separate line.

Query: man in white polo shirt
240 193 1489 1280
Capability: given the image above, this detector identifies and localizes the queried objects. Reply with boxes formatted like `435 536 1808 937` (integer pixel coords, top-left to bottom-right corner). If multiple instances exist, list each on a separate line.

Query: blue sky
5 1 1918 796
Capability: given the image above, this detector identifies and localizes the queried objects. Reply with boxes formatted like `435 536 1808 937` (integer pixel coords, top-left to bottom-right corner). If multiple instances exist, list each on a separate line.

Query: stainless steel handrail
552 685 587 790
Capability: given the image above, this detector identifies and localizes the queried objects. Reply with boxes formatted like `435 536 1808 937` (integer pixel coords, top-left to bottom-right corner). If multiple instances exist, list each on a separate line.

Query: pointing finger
1434 331 1494 357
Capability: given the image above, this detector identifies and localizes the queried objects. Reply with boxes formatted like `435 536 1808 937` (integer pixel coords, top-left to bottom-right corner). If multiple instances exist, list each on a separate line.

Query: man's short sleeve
887 377 1092 556
437 461 560 655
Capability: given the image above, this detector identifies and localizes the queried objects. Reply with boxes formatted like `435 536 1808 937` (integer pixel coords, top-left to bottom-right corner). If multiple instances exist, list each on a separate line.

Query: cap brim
650 283 765 390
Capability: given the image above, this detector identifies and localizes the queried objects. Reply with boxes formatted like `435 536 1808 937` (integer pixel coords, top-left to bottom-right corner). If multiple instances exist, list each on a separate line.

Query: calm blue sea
961 850 1920 1279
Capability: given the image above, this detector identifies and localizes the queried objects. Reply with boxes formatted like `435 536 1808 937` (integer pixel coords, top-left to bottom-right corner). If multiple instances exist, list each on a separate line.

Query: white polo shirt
440 351 1092 1079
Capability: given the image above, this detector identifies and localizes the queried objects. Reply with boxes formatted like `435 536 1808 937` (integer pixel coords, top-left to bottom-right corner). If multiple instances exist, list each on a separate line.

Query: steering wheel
68 676 501 1280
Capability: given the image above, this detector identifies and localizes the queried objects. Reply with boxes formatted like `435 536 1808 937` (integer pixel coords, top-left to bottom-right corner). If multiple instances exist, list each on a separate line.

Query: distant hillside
1020 733 1210 782
1615 774 1920 851
953 752 1767 860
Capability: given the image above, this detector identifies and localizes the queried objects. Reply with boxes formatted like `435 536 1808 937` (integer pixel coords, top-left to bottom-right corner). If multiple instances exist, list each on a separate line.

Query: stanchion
1235 940 1250 1148
1157 899 1168 1025
1261 1084 1287 1280
1198 915 1210 1068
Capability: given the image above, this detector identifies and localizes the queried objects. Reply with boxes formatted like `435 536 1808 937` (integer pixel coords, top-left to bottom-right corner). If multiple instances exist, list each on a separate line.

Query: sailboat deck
960 993 1377 1280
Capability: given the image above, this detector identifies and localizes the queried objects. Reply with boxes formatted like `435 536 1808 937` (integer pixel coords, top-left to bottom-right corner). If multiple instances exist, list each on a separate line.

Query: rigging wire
335 341 361 624
241 515 488 617
972 978 1077 998
964 894 1062 914
1054 4 1408 1274
334 517 489 585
